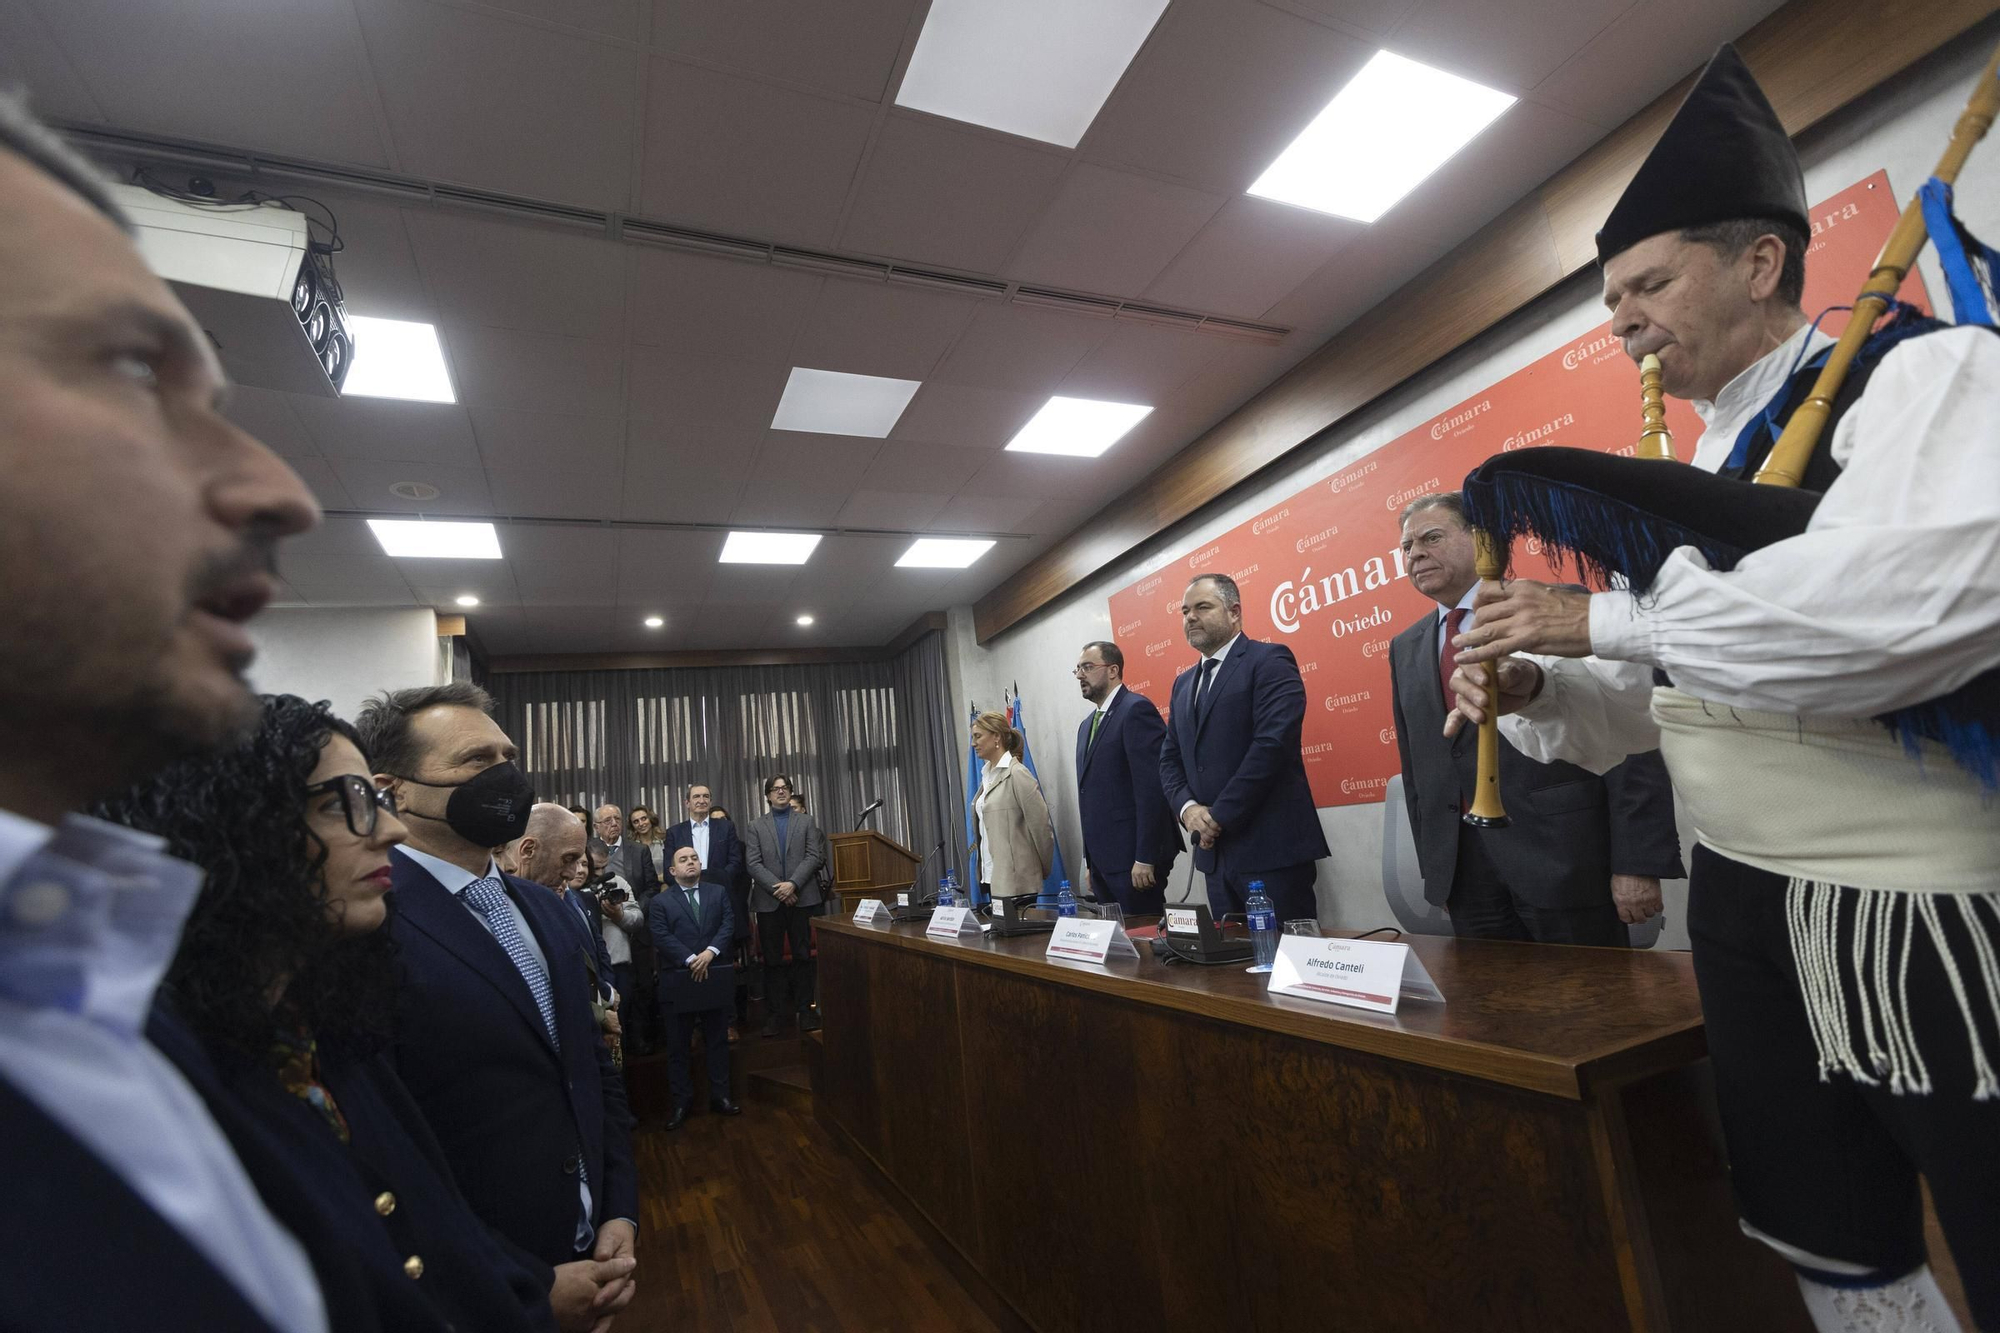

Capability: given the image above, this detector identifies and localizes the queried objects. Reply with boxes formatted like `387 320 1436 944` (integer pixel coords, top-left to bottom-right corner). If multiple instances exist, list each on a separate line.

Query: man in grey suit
1390 492 1683 945
593 804 660 897
742 774 825 1035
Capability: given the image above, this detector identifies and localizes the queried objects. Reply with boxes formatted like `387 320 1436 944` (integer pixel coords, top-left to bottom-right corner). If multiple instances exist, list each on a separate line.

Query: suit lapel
393 852 559 1059
1194 640 1250 742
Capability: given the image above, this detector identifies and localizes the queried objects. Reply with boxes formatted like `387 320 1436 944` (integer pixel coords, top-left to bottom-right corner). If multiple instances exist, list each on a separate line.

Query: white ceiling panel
627 250 822 360
1145 195 1364 318
651 0 918 102
1004 163 1226 295
470 408 627 473
638 59 877 246
927 303 1109 394
789 279 981 381
446 325 626 416
352 0 639 207
1056 321 1223 403
890 383 1044 449
1082 0 1375 192
405 212 627 340
225 387 319 462
33 1 386 166
840 116 1070 272
291 397 482 466
328 459 496 516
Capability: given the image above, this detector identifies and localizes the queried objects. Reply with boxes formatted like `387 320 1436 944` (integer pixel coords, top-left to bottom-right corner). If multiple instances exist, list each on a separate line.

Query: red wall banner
1108 171 1928 809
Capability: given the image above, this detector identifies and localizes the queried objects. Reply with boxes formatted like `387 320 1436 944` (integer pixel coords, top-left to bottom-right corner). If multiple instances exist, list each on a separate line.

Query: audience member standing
595 805 660 898
628 806 668 882
0 95 327 1333
1159 574 1331 924
744 775 825 1035
1073 641 1183 915
648 846 740 1128
1390 494 1683 945
98 696 557 1333
359 685 639 1332
668 784 748 1033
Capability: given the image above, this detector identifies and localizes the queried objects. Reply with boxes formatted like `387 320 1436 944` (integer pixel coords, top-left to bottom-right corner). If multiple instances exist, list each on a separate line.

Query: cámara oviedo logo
1327 459 1379 494
1562 331 1620 371
1428 400 1490 440
1384 479 1441 512
1251 507 1290 536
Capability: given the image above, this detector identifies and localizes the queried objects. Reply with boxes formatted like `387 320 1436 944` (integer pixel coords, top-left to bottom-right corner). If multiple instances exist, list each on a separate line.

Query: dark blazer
1158 636 1331 874
647 877 735 973
386 849 638 1283
1076 685 1184 894
1388 610 1685 908
664 817 743 891
0 1073 283 1333
563 886 617 1000
147 1006 554 1333
602 839 659 896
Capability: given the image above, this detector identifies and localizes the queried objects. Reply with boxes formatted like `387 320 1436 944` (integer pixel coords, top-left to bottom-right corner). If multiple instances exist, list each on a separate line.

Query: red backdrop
1108 171 1928 809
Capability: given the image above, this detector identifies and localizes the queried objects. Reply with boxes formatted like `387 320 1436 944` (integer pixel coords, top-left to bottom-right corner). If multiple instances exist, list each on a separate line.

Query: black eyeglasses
305 775 399 838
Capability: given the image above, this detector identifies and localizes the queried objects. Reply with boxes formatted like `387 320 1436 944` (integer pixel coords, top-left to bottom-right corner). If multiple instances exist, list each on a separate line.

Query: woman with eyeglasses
96 695 554 1333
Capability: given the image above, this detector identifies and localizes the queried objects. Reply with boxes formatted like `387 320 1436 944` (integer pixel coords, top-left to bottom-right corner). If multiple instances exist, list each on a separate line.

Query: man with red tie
1387 493 1682 945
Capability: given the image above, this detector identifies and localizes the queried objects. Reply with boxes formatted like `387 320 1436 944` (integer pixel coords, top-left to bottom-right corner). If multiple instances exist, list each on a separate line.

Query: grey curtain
489 631 966 888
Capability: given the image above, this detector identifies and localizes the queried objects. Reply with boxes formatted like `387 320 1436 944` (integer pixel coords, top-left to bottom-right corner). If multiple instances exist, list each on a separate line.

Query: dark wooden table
814 916 1810 1333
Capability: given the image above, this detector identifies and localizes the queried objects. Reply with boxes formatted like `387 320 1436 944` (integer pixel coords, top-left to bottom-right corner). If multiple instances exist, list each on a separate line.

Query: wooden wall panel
973 0 2000 642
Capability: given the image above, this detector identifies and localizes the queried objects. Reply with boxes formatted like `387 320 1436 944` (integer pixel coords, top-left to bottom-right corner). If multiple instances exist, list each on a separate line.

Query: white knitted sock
1796 1267 1963 1333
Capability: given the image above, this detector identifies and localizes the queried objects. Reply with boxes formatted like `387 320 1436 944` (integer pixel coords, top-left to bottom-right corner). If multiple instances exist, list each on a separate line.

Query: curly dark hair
93 694 399 1066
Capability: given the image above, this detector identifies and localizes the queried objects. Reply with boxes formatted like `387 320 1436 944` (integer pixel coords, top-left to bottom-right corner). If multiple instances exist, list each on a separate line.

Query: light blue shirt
0 809 327 1333
395 843 595 1247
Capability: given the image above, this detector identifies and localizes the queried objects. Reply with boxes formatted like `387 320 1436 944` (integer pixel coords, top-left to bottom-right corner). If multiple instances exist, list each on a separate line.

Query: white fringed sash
1653 688 2000 1099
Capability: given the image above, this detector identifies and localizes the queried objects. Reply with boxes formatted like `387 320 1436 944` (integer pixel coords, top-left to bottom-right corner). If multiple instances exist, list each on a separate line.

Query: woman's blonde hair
972 709 1024 760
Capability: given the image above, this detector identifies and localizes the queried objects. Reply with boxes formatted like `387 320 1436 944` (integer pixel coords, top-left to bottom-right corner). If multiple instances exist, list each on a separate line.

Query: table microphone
854 797 884 830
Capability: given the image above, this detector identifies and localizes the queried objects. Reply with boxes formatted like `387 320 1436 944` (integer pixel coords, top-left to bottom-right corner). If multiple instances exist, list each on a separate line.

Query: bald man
508 803 587 890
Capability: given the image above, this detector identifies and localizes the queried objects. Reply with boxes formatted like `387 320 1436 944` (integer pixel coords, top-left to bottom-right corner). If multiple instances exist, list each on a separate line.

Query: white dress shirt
1504 325 2000 772
0 809 327 1333
689 818 711 869
974 751 1014 887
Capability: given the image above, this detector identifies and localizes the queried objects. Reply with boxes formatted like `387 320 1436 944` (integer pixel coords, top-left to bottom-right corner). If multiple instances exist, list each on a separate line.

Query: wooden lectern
828 830 920 910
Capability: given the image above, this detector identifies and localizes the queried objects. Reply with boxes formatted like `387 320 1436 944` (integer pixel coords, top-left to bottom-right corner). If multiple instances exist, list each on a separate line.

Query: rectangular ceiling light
770 367 922 438
343 316 457 403
895 0 1171 148
719 531 822 565
1248 51 1515 223
897 537 997 568
367 518 501 559
1004 396 1151 458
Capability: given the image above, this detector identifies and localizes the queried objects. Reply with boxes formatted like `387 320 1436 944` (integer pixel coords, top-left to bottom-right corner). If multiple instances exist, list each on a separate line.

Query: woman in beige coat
969 709 1055 901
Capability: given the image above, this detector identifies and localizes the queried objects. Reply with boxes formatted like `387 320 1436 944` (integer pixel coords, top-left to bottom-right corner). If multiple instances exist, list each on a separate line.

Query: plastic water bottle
938 869 957 908
1056 879 1077 917
1246 881 1279 972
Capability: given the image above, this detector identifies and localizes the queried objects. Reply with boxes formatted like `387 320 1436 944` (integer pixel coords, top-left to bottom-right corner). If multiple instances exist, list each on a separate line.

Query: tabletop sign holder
1044 917 1140 966
853 898 887 926
926 905 983 939
1268 936 1445 1015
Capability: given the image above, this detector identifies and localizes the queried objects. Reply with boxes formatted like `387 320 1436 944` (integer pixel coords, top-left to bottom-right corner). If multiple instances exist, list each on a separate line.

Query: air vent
389 481 441 501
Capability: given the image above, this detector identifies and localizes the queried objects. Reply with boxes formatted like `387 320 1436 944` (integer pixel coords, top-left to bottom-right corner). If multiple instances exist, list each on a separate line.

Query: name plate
926 905 981 939
853 899 885 925
1268 936 1445 1015
1045 917 1140 965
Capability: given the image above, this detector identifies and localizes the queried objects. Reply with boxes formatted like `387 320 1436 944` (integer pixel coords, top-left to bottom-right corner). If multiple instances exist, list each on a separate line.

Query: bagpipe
1458 39 2000 825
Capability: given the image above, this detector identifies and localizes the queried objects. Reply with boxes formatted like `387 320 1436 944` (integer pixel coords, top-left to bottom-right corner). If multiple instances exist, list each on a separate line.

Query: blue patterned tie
462 876 560 1051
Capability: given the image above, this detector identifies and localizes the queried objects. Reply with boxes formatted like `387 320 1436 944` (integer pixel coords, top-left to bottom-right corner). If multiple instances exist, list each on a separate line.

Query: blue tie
462 876 560 1051
1193 657 1219 723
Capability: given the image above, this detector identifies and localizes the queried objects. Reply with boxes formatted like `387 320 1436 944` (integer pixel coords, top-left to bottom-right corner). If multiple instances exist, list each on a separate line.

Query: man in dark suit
1074 640 1183 914
1159 574 1331 924
1391 493 1684 945
593 804 660 897
358 684 639 1332
664 781 743 892
648 845 741 1130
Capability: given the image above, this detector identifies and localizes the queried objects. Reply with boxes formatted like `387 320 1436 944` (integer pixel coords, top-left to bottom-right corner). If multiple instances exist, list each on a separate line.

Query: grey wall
248 606 446 723
943 31 2000 948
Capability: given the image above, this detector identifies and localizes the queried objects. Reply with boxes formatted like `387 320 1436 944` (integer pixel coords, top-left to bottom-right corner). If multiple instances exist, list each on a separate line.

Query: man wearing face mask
357 685 639 1333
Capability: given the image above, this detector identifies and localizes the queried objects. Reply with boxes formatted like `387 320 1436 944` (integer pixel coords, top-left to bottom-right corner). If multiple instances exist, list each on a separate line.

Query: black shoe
712 1096 742 1116
760 1016 781 1038
799 1011 822 1032
665 1105 690 1131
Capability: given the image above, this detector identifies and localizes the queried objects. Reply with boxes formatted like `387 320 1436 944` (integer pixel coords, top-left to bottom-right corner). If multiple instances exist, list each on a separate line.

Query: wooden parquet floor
614 1048 1002 1332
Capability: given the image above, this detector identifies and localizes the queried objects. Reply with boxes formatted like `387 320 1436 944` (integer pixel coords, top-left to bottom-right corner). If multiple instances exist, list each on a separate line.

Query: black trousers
1688 845 2000 1321
659 1002 731 1109
1445 828 1629 947
1201 860 1316 923
757 902 816 1015
1088 865 1165 916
